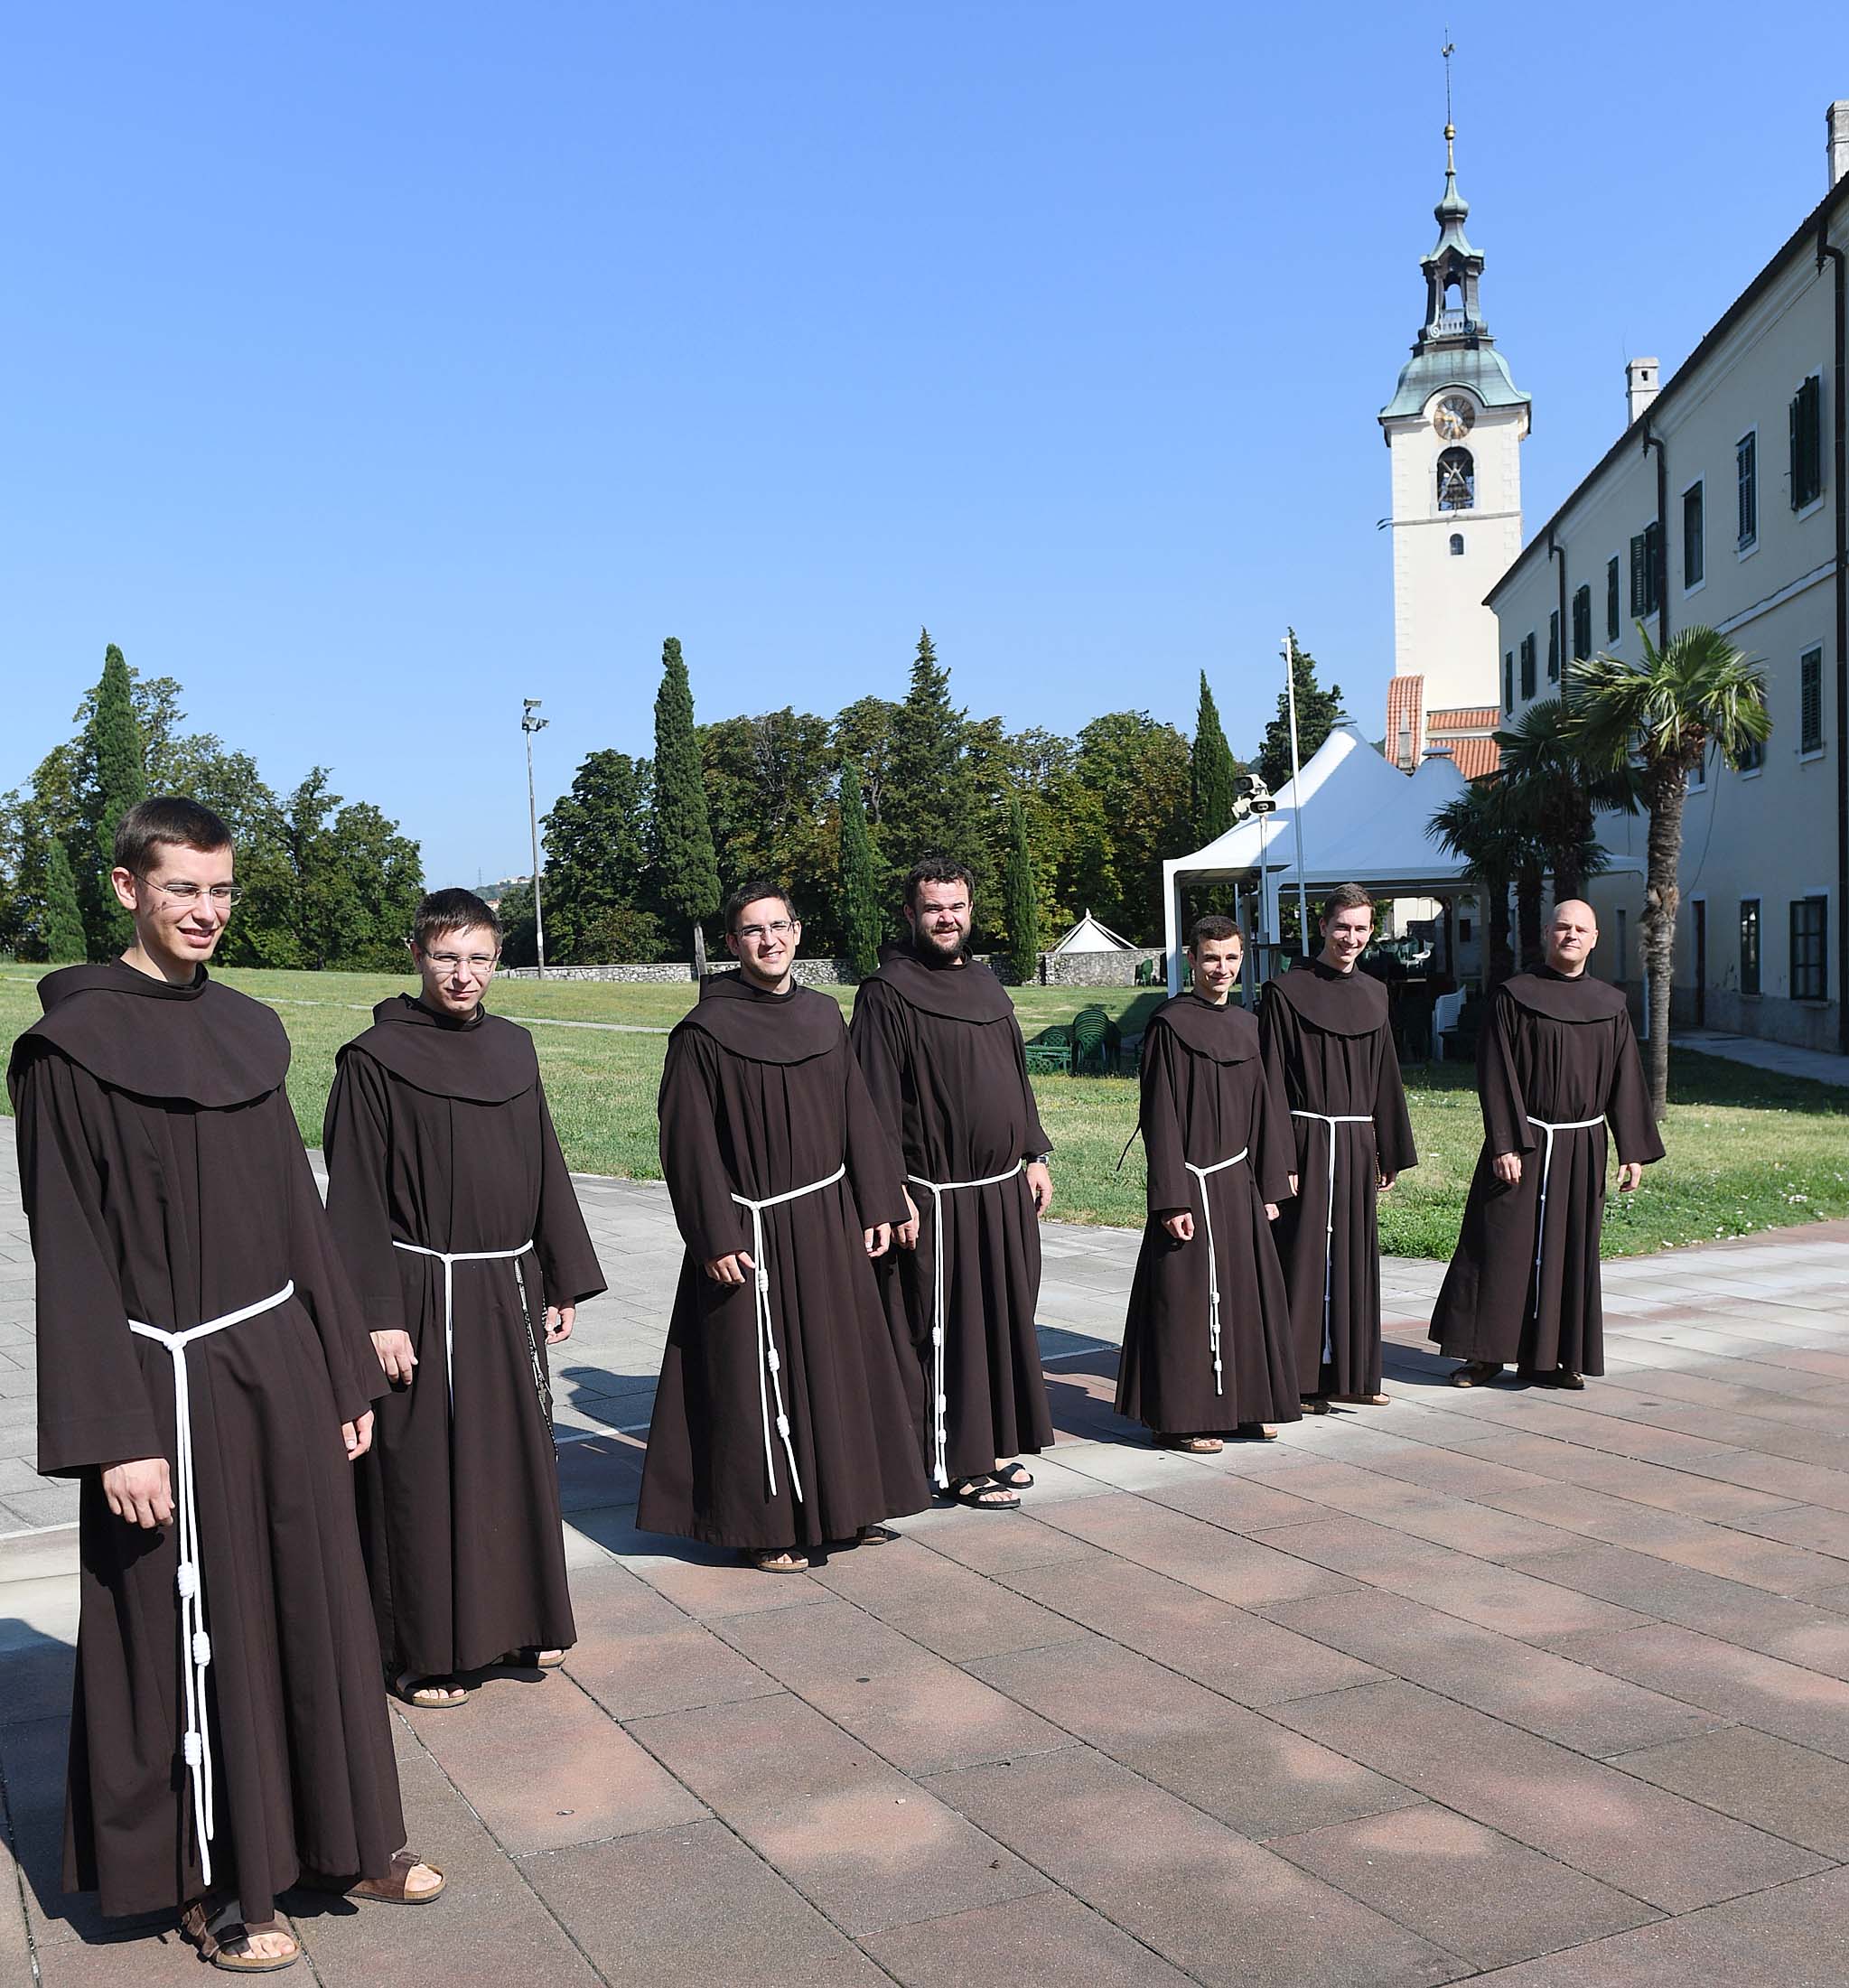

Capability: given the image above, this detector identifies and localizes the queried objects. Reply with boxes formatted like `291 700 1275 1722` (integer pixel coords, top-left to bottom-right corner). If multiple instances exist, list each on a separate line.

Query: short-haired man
638 882 929 1570
322 888 607 1708
10 797 442 1973
1117 917 1299 1448
1259 884 1417 1413
1431 900 1663 1388
849 857 1054 1509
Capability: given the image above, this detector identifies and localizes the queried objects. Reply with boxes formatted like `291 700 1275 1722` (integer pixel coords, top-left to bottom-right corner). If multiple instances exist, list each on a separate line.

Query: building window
1459 915 1473 942
1518 633 1536 700
1606 555 1620 641
1737 432 1757 546
1689 742 1707 792
1740 900 1760 995
1449 532 1464 555
1547 610 1561 682
1790 375 1825 509
1630 523 1661 618
1683 481 1704 588
1738 732 1765 772
1802 648 1825 753
1791 896 1828 1000
1572 584 1592 661
1437 447 1475 511
1503 650 1514 712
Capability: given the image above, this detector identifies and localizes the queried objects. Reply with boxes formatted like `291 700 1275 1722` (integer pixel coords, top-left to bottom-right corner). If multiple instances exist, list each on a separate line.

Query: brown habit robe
1259 964 1417 1398
636 972 929 1550
1116 995 1301 1436
9 963 405 1926
1429 969 1665 1377
322 995 607 1677
849 946 1053 1485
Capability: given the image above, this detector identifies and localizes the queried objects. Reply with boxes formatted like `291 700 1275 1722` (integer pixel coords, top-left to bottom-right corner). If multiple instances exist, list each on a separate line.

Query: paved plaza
5 1152 1849 1983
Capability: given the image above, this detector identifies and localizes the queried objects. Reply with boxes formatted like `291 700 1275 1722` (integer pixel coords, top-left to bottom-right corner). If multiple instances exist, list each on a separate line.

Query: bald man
1430 901 1664 1388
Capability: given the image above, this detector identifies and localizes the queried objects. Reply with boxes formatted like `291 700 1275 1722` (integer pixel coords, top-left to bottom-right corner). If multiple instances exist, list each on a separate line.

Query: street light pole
1282 630 1312 957
522 698 549 979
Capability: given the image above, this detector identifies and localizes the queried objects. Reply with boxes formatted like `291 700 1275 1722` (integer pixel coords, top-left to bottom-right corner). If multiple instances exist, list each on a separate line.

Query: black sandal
990 1461 1035 1490
948 1474 1020 1511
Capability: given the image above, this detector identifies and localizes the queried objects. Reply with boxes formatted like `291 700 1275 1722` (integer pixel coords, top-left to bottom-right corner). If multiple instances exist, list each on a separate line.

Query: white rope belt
1182 1151 1248 1395
1291 1112 1377 1365
907 1159 1026 1488
731 1164 847 1504
127 1279 295 1890
1525 1115 1605 1322
391 1238 536 1408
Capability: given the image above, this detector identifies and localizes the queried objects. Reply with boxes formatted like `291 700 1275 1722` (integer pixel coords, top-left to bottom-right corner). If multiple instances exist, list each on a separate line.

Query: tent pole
1283 630 1312 958
1163 863 1181 998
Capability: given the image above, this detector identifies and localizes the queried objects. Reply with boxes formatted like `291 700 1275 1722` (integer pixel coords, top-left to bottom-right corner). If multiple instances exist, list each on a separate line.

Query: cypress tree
1256 631 1344 794
837 758 883 978
1002 797 1040 985
882 628 985 902
1191 671 1238 848
79 645 147 955
650 637 721 946
41 835 88 963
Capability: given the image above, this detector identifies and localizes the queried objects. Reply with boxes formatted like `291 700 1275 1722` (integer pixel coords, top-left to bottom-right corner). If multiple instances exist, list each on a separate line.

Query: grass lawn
5 965 1845 1260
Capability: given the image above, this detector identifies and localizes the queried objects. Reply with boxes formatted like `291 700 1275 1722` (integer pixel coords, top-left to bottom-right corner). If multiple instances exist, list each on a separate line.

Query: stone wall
1034 949 1163 988
500 958 864 986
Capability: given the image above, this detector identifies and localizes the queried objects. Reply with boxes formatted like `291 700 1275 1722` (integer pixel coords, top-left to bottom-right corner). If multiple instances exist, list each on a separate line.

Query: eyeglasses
140 877 242 907
426 952 498 974
735 919 798 942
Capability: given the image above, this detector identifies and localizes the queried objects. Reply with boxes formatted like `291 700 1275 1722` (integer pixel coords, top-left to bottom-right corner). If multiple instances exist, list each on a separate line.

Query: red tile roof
1446 736 1503 779
1385 676 1424 770
1426 705 1499 731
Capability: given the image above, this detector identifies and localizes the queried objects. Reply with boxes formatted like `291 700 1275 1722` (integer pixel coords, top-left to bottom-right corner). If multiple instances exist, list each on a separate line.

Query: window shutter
1644 520 1662 615
1801 649 1824 751
1791 390 1803 506
1547 611 1560 680
1630 535 1646 616
1607 555 1620 640
1503 651 1514 712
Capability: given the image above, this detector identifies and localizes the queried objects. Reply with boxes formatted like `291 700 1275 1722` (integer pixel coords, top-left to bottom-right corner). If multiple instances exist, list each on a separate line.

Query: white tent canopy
1050 909 1135 955
1161 725 1474 995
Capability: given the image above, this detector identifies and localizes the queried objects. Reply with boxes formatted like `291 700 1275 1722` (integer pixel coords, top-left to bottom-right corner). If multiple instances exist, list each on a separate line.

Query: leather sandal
1161 1435 1223 1453
179 1900 301 1972
393 1673 468 1708
948 1474 1019 1510
855 1524 901 1545
342 1849 446 1905
747 1547 809 1572
496 1647 567 1669
1450 1360 1504 1388
990 1461 1035 1489
1236 1423 1279 1441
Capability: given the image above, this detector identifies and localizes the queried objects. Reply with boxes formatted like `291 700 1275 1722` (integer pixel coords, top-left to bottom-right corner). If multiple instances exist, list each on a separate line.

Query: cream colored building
1488 103 1849 1055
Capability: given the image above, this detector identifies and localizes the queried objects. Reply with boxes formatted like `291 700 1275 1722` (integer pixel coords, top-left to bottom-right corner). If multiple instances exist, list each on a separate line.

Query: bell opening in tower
1436 447 1476 512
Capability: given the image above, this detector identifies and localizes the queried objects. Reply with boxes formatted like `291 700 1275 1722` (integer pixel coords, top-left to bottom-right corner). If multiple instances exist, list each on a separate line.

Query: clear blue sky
6 3 1843 887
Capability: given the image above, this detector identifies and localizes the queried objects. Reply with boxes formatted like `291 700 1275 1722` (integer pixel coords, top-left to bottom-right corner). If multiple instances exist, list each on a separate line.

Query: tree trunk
1516 863 1545 972
1553 837 1583 904
1640 764 1686 1120
1488 881 1515 988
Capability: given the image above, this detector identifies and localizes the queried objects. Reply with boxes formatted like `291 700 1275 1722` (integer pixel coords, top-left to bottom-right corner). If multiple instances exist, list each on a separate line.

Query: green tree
701 709 836 937
882 629 989 908
837 758 883 977
1060 711 1190 943
77 646 149 956
1429 780 1527 988
1567 625 1772 1116
650 638 721 948
1191 671 1240 848
1256 631 1344 793
1002 797 1041 985
270 770 424 970
831 695 901 826
543 751 662 963
1493 696 1639 902
496 881 538 969
40 833 89 963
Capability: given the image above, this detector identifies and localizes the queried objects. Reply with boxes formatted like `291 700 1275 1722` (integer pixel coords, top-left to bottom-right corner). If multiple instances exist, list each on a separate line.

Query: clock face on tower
1432 395 1476 442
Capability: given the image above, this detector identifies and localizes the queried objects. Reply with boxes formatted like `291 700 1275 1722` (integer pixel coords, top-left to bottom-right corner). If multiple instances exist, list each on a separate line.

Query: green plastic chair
1070 1005 1114 1077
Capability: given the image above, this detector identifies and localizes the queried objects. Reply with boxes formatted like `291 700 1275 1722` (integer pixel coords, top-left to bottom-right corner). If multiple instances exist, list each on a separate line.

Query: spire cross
1442 34 1457 169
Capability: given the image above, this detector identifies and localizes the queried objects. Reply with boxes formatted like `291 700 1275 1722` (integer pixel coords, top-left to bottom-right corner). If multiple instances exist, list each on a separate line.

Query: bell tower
1379 85 1530 758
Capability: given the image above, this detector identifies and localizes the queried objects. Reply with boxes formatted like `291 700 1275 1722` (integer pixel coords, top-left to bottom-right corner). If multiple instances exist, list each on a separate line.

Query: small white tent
1050 910 1135 956
1160 726 1474 995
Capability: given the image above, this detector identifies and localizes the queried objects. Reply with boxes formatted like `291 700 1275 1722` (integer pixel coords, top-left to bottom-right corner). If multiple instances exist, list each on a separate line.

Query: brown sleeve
1478 989 1536 1159
533 1077 608 1310
1139 1022 1190 1215
658 1029 750 1265
1606 1010 1667 1166
843 1039 910 1229
1372 1025 1418 1176
278 1087 384 1416
320 1050 406 1339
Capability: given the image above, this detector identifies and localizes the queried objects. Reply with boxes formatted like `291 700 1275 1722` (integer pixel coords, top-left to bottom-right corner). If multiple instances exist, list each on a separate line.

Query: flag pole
1282 631 1312 956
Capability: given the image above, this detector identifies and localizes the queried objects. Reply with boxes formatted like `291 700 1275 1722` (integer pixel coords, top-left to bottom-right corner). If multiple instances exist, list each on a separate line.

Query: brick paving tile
1732 1498 1849 1559
1548 1619 1849 1761
710 1597 1071 1776
1462 1862 1849 1986
965 1634 1421 1840
1611 1723 1849 1859
1272 1677 1828 1912
889 1503 1108 1577
862 1889 1200 1988
1256 1588 1728 1756
1135 1470 1331 1534
521 1820 892 1988
1269 1802 1660 1971
922 1746 1468 1988
995 1554 1384 1706
625 1690 1048 1937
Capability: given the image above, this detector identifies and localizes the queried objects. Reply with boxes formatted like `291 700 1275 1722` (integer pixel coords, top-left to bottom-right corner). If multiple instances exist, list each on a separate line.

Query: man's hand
343 1411 375 1461
102 1457 173 1529
864 1223 892 1259
371 1328 416 1386
1378 1171 1397 1192
1026 1161 1053 1217
546 1304 574 1343
705 1251 755 1285
1265 1201 1281 1221
1616 1162 1644 1193
1162 1209 1194 1243
1492 1152 1522 1185
896 1189 920 1251
1287 1173 1299 1198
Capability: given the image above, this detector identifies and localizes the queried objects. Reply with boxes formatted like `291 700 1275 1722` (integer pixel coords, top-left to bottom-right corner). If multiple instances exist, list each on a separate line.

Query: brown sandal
496 1647 568 1669
179 1901 301 1972
747 1546 810 1572
303 1848 445 1906
1449 1361 1504 1389
1161 1435 1223 1453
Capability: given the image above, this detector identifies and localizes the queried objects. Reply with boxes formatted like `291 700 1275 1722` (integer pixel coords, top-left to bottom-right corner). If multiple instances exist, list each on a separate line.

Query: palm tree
1493 697 1641 901
1567 624 1772 1117
1430 779 1533 988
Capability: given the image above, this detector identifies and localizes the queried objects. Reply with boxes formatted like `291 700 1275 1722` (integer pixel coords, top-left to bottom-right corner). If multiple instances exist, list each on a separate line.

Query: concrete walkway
6 1164 1849 1982
1677 1026 1849 1089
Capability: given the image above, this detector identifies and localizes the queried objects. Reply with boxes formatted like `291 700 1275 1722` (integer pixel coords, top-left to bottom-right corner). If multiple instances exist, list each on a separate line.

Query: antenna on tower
1442 32 1456 168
